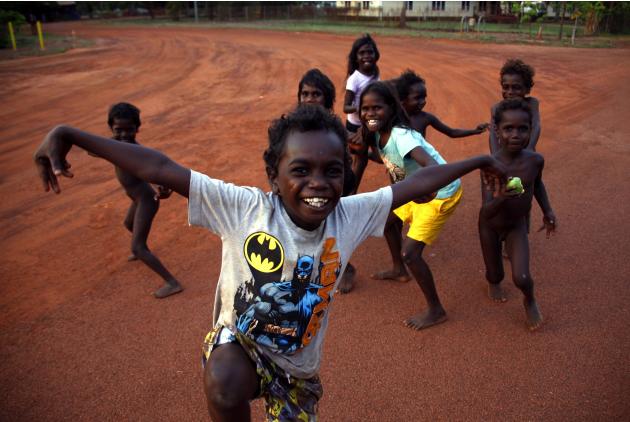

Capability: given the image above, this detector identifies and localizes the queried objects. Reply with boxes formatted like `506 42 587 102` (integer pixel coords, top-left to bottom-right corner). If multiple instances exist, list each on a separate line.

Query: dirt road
1 22 628 421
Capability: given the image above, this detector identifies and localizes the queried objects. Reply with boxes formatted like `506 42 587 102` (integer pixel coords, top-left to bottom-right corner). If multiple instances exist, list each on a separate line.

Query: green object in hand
506 177 524 194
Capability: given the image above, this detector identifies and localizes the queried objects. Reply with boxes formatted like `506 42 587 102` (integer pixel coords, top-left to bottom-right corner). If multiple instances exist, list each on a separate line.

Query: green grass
0 33 93 59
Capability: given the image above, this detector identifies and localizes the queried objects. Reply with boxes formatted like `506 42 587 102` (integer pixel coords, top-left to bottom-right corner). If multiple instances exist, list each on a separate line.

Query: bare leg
349 151 368 195
204 343 259 422
506 224 543 330
371 213 410 282
337 262 356 294
402 238 447 330
131 194 183 298
124 201 138 261
479 219 507 302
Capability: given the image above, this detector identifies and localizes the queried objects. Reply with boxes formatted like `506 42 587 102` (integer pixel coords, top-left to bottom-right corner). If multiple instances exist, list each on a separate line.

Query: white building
334 1 505 19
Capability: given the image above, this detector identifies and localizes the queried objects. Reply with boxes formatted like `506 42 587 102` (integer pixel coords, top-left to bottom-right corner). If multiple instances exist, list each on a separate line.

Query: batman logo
244 232 284 273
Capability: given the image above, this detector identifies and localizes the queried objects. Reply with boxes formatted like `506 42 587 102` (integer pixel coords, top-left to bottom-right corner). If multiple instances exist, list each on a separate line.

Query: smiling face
110 117 138 142
501 74 528 100
401 82 427 116
271 130 345 231
356 43 376 74
299 84 326 108
360 91 392 134
496 109 531 153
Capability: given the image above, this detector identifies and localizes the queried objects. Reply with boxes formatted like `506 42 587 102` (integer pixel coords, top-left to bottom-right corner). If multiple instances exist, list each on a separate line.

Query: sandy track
0 22 629 421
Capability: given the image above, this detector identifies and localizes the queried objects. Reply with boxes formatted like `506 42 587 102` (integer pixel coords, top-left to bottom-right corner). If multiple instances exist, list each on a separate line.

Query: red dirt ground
1 22 629 421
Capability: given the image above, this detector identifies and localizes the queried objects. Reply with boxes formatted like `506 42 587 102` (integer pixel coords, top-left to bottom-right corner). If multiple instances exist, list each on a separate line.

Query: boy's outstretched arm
428 113 489 138
527 98 541 151
391 155 505 210
34 125 191 197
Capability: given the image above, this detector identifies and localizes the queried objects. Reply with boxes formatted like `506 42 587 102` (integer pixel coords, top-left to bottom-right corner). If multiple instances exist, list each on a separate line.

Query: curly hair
346 33 380 78
394 69 426 101
107 102 141 129
492 98 532 126
359 81 410 136
297 68 336 111
500 59 535 92
264 105 354 194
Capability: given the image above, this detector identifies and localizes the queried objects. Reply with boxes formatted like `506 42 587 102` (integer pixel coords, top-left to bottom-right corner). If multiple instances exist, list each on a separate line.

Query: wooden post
36 21 45 50
8 22 17 50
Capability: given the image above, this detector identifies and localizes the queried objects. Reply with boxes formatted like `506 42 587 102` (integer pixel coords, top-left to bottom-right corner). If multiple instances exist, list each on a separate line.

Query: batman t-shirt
188 170 392 378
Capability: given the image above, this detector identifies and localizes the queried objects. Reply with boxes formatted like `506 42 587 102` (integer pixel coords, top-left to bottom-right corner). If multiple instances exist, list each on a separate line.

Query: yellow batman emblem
244 232 284 273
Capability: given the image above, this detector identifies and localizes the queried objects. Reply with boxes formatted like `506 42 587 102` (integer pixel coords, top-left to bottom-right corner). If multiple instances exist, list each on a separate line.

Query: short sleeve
336 186 393 246
345 72 357 92
393 129 423 159
188 170 268 236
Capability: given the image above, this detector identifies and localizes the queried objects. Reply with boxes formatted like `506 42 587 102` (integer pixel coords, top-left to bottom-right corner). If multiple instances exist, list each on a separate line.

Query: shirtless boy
479 99 556 330
106 103 182 298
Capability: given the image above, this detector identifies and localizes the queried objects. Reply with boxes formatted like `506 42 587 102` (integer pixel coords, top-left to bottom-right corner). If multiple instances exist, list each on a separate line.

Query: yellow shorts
393 187 463 245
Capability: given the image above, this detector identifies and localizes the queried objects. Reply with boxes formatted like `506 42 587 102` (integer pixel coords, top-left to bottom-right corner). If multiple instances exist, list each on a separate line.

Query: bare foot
337 263 356 294
524 298 543 331
404 308 447 330
371 269 411 282
153 282 183 299
488 284 507 303
127 254 138 262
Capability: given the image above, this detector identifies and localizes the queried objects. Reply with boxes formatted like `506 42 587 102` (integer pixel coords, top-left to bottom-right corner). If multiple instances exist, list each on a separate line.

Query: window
362 1 369 9
479 2 487 12
431 1 445 11
407 1 413 11
461 1 470 11
344 1 351 8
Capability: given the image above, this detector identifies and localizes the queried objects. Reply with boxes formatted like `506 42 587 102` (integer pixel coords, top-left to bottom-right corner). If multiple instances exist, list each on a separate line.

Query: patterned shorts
202 326 323 422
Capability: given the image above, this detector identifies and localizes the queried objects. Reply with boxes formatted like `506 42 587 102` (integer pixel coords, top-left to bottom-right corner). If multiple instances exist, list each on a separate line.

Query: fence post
36 21 45 50
8 22 17 50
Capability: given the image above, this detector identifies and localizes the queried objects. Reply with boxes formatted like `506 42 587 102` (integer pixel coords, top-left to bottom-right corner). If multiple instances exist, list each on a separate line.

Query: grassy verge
105 17 625 48
0 33 93 60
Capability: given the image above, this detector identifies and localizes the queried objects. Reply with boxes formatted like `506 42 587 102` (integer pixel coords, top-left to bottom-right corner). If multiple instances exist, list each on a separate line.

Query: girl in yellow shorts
360 81 463 331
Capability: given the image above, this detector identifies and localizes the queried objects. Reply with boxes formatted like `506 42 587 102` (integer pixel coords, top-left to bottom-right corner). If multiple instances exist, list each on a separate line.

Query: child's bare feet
371 269 411 282
337 263 356 294
127 254 138 262
524 298 543 331
404 308 447 330
488 284 507 302
153 282 183 299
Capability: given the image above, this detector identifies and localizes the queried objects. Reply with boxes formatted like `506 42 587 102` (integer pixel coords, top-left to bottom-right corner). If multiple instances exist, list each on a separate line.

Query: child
360 81 464 330
106 103 182 298
297 68 357 294
479 99 555 331
343 34 381 191
34 105 505 420
489 59 541 153
395 70 488 139
297 68 336 110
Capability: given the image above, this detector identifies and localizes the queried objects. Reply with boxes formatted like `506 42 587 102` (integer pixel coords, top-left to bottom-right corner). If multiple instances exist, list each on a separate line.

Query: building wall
335 1 492 19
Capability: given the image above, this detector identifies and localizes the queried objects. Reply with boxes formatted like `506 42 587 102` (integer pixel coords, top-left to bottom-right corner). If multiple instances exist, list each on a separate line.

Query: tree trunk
399 4 407 29
558 2 566 40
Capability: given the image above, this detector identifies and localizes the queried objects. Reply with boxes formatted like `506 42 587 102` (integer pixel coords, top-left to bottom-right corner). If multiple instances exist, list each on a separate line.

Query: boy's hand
347 129 364 153
481 157 509 198
154 185 173 200
538 211 557 238
34 128 74 193
476 123 490 133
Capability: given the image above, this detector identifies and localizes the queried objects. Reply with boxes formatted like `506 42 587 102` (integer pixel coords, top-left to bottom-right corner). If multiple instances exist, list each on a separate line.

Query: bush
0 10 26 48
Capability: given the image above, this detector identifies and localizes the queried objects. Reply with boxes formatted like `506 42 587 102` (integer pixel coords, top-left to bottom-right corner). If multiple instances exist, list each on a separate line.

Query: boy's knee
401 246 422 266
486 269 504 284
130 244 149 258
204 364 250 410
512 272 533 290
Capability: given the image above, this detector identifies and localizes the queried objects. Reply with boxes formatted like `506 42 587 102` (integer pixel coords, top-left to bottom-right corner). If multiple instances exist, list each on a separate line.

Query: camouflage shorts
202 326 323 422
